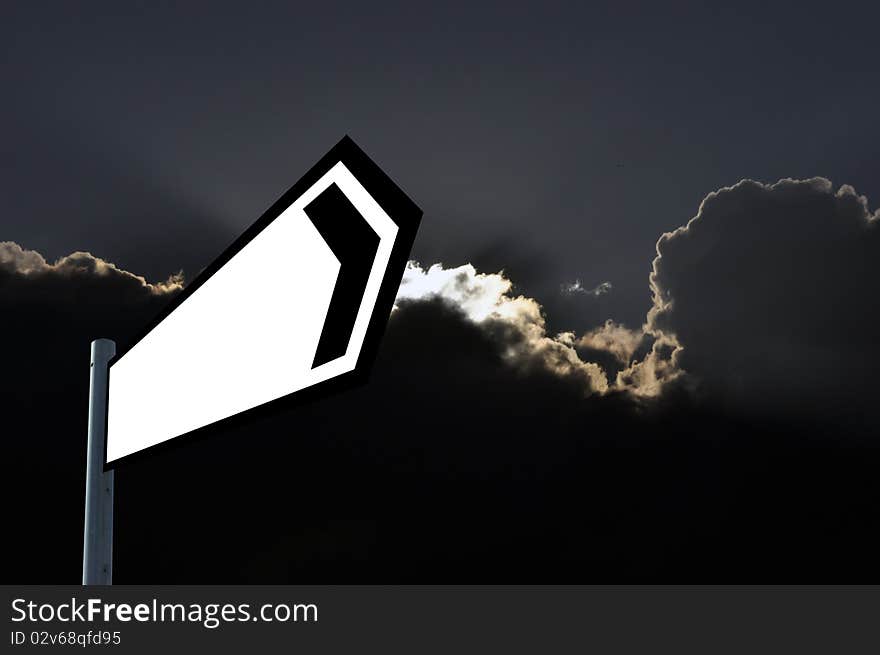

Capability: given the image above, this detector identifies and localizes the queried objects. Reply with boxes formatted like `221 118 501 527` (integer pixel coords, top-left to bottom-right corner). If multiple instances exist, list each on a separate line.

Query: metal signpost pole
82 338 116 585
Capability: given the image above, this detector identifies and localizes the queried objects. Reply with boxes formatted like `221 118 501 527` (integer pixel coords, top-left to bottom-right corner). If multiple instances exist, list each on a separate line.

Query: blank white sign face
105 137 421 465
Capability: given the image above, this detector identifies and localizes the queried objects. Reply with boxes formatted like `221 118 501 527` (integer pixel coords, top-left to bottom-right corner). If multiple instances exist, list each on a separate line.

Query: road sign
104 136 421 466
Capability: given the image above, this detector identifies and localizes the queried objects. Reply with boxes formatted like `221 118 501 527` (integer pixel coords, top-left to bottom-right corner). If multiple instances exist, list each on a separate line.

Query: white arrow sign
104 136 421 465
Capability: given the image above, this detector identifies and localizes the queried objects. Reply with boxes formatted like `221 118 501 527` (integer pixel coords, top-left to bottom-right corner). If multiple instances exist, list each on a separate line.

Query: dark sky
4 1 878 328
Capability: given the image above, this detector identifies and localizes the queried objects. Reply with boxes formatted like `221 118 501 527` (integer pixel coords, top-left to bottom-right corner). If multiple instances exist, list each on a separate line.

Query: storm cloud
4 173 879 426
397 263 610 394
0 240 182 308
3 176 880 582
393 178 880 413
646 178 880 415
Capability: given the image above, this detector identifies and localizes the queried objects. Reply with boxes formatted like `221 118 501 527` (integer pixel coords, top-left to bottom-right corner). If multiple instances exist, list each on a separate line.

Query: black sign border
103 136 422 470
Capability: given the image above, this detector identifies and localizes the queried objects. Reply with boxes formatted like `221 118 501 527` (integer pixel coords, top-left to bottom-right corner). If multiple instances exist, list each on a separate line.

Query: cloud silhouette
397 262 612 394
645 178 880 414
0 240 183 303
5 172 878 427
3 176 880 582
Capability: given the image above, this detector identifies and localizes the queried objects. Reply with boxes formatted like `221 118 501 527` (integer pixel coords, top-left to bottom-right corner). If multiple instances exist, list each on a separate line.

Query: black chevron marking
304 182 381 368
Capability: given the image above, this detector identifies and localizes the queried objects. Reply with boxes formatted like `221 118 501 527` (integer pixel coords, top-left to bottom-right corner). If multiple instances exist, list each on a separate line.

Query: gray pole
82 338 116 585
